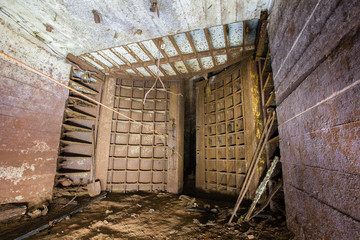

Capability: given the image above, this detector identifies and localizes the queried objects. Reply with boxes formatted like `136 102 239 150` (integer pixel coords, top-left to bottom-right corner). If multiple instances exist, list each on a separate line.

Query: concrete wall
0 15 70 206
268 0 360 239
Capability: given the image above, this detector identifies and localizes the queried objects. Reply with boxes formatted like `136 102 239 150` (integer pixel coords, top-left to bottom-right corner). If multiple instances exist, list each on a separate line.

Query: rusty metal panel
196 65 246 195
107 78 169 192
0 18 72 206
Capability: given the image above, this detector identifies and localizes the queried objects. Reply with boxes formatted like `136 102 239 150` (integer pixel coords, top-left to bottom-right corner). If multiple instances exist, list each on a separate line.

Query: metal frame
79 22 256 80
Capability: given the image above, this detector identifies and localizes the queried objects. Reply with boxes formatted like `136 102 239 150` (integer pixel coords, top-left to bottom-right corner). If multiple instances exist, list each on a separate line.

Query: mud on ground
0 192 293 239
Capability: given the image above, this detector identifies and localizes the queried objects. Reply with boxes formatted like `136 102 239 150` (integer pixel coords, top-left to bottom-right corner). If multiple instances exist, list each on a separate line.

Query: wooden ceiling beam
108 49 144 77
136 42 168 77
223 25 230 65
97 51 121 69
168 35 191 74
152 38 181 76
204 28 216 67
185 32 204 71
83 53 109 72
122 45 157 78
111 51 254 81
109 45 254 72
255 19 268 61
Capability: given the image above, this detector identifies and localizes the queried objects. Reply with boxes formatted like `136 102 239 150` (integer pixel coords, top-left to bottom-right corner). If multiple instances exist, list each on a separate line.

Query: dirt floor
0 191 293 240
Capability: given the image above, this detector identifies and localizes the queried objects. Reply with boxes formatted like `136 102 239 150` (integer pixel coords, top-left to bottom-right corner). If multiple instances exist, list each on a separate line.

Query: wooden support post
95 76 116 191
195 80 205 189
167 80 184 193
242 60 265 198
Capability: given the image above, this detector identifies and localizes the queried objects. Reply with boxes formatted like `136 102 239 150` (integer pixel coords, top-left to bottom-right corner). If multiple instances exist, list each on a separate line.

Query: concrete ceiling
0 0 271 57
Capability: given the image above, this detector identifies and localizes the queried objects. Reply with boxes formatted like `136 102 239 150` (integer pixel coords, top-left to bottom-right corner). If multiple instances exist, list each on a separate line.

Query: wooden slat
60 139 91 146
223 25 230 64
112 51 254 81
97 51 122 69
168 35 191 73
108 49 142 78
62 123 92 132
65 108 96 120
263 73 273 90
255 20 268 61
204 28 216 67
136 43 168 77
265 90 275 108
122 45 157 78
262 49 270 76
186 32 204 71
110 45 254 72
152 39 180 76
267 135 279 144
68 96 97 108
84 54 109 71
69 80 98 95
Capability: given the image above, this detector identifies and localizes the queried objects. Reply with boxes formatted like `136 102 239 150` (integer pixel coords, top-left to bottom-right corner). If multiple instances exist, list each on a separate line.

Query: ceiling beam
109 45 254 72
168 35 191 73
84 53 109 72
185 32 204 71
111 51 254 81
204 28 216 67
137 42 168 76
152 39 181 76
108 49 144 77
122 45 157 78
97 51 121 69
223 25 230 65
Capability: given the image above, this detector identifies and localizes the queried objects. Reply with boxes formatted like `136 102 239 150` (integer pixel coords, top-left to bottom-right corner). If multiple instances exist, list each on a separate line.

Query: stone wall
0 15 70 206
268 0 360 239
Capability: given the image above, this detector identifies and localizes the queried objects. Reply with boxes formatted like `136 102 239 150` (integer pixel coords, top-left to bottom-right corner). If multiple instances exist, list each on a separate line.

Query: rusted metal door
107 78 175 192
196 65 246 194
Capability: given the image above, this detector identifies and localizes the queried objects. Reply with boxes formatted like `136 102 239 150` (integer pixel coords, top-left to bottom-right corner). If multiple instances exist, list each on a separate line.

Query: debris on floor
0 192 293 239
0 204 27 222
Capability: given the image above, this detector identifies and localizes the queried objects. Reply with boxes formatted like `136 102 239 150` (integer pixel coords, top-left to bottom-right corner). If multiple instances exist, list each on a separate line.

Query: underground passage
0 0 359 239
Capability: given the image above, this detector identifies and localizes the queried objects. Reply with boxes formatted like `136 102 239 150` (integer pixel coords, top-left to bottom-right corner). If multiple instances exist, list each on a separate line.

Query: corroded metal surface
107 78 172 192
268 1 360 239
195 64 247 195
0 17 70 206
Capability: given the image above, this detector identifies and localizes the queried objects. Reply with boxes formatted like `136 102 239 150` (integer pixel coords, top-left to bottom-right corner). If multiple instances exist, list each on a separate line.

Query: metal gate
196 65 246 194
107 78 170 192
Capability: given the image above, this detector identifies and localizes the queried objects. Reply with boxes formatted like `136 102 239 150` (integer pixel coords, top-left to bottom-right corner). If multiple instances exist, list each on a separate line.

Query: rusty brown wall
0 16 70 206
268 1 360 239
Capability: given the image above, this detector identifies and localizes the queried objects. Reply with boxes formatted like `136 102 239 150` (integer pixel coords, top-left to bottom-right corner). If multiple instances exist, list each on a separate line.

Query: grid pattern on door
204 68 246 193
107 78 169 192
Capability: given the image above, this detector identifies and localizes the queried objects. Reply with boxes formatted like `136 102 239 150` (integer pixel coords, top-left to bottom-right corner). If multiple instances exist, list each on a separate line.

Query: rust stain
43 23 54 32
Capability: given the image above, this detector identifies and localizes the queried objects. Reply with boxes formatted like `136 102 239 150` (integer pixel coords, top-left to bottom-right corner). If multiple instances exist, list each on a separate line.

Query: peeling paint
0 162 36 185
20 140 50 155
15 195 24 201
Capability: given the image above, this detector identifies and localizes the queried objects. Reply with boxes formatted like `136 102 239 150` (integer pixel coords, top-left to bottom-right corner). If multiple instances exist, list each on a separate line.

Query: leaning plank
242 156 279 222
249 180 283 220
228 111 276 224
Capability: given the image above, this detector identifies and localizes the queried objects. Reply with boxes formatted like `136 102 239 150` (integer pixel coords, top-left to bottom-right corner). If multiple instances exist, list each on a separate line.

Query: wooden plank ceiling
79 20 259 80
